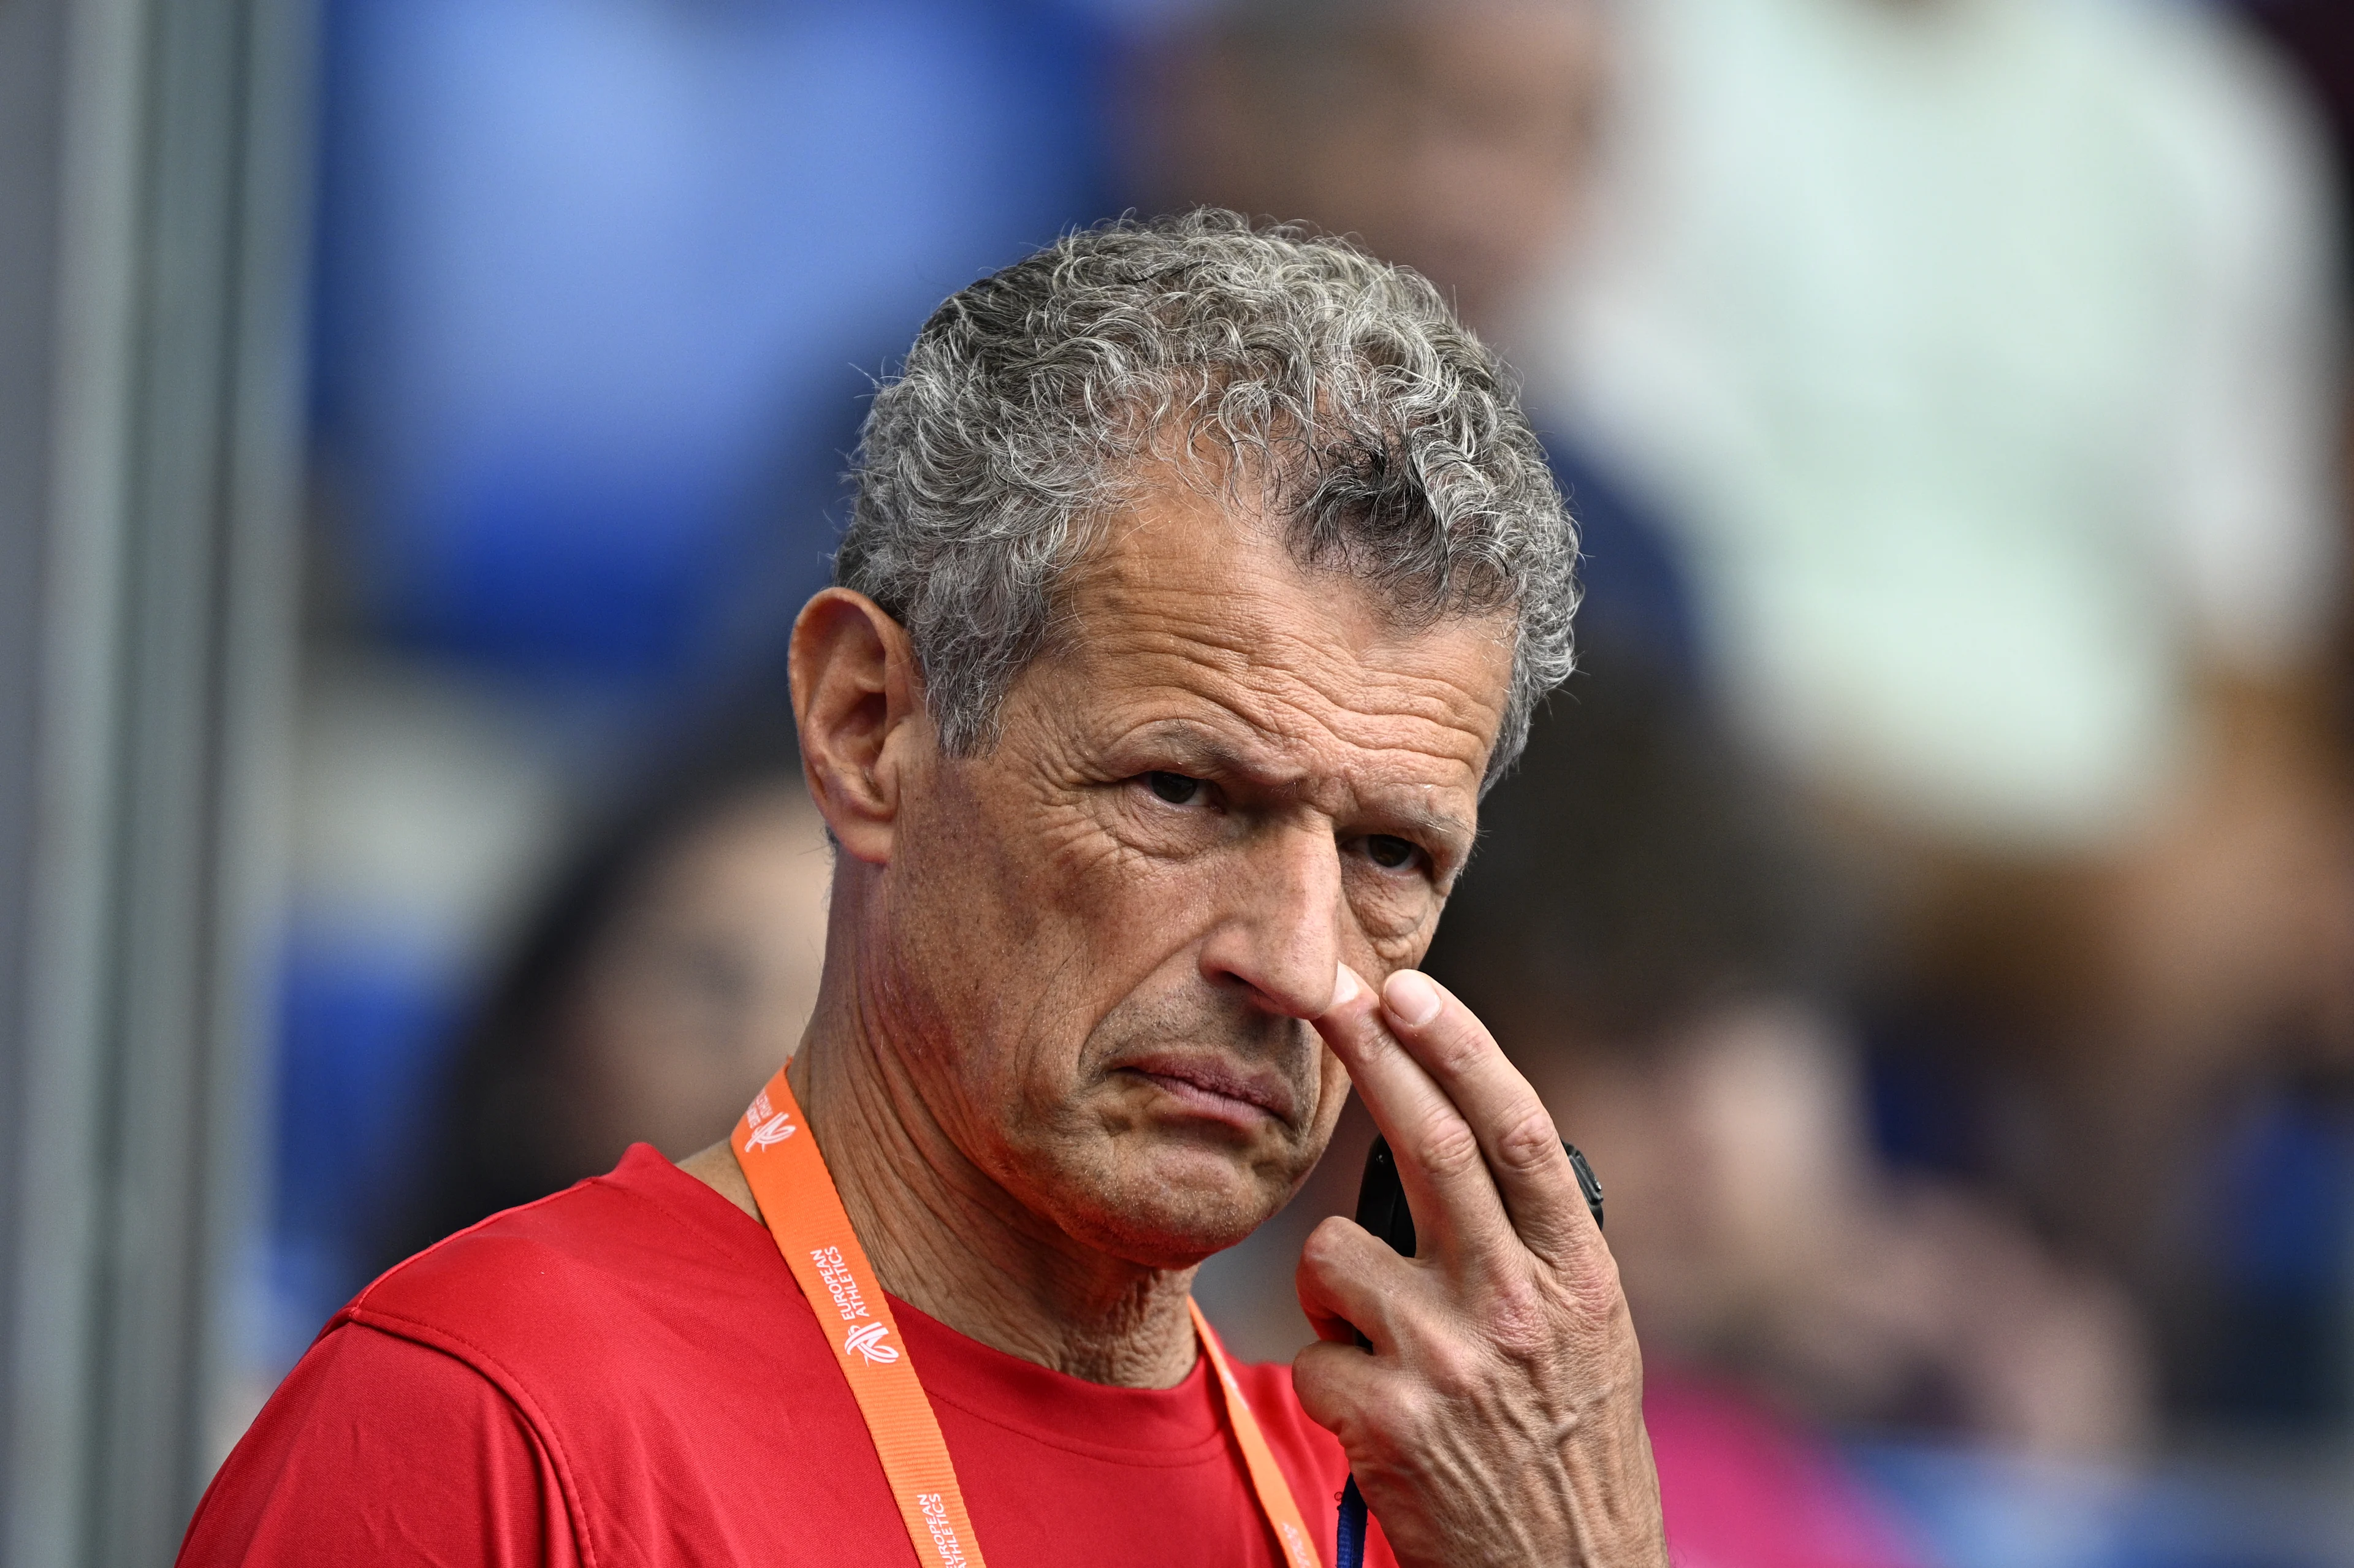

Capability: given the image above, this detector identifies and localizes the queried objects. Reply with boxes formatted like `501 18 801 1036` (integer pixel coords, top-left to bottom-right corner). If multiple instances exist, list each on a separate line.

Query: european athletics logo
744 1088 798 1151
844 1322 901 1365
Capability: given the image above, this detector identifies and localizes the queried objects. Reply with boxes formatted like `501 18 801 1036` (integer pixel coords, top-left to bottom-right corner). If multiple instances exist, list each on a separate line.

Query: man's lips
1119 1053 1297 1127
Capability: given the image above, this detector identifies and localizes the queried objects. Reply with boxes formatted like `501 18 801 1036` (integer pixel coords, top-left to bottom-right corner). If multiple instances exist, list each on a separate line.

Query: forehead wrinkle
1074 566 1503 732
1061 615 1505 834
1046 482 1512 802
1082 622 1496 766
1071 483 1426 658
1157 630 1501 792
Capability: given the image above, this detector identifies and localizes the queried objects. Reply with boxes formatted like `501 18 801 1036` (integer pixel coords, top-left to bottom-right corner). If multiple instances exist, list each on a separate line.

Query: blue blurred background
250 1 2354 1564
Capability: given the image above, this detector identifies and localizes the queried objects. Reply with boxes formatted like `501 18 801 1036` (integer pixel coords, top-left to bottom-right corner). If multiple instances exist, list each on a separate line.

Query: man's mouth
1119 1052 1297 1130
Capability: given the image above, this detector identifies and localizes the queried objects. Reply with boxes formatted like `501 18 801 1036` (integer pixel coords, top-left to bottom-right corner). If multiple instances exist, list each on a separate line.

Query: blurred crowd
276 1 2354 1562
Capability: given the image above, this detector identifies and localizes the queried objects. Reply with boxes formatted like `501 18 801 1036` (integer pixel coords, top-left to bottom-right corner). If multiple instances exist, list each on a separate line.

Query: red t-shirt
180 1144 1396 1567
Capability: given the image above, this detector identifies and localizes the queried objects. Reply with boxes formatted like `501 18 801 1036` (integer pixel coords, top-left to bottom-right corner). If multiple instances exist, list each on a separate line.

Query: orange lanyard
732 1065 1325 1568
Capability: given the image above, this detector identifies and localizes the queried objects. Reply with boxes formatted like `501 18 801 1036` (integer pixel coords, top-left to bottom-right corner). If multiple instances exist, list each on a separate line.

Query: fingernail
1384 970 1442 1027
1331 964 1360 1008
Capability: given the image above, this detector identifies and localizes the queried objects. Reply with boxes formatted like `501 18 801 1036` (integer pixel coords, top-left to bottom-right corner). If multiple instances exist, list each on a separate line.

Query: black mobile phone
1352 1133 1603 1257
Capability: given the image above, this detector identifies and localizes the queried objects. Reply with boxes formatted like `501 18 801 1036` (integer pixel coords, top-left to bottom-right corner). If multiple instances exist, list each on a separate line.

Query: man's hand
1293 966 1668 1567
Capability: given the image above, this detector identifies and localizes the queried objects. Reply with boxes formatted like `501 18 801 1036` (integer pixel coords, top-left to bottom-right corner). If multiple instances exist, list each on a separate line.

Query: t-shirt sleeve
178 1323 578 1568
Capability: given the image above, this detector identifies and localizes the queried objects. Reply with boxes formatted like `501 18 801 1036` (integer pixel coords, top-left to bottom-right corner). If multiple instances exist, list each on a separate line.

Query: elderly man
181 213 1665 1568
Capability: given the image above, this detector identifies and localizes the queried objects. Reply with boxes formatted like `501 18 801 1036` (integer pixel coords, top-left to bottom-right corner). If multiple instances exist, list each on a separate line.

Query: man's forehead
1051 487 1514 788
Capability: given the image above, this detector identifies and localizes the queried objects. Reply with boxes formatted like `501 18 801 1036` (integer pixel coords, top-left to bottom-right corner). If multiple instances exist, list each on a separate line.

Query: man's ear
790 588 928 865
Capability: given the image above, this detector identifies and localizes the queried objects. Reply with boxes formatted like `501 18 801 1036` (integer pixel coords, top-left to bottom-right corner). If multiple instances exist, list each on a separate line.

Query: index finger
1314 965 1518 1267
1372 969 1596 1266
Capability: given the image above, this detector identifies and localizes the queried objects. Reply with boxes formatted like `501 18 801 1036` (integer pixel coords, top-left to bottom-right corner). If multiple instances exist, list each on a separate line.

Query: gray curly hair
836 209 1578 781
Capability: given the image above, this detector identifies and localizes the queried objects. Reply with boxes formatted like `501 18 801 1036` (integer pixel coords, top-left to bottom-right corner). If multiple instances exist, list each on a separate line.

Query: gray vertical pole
3 0 143 1558
0 0 77 1549
0 0 313 1562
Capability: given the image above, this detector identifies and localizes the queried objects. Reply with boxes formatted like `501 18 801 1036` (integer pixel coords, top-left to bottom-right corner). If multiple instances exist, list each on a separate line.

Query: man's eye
1365 834 1419 870
1145 771 1204 806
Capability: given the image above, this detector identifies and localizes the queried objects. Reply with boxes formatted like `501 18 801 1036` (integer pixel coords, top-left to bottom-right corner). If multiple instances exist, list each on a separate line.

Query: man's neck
684 996 1203 1390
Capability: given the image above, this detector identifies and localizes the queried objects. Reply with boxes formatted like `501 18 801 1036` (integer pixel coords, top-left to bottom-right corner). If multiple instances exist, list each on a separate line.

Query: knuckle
1413 1112 1483 1181
1354 1018 1406 1065
1482 1273 1547 1341
1426 1018 1490 1076
1556 1248 1629 1338
1300 1215 1357 1272
1493 1105 1561 1174
1579 1238 1627 1300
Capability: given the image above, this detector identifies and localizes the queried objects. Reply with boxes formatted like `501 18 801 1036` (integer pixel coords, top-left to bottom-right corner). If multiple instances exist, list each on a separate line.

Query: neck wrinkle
785 972 1203 1391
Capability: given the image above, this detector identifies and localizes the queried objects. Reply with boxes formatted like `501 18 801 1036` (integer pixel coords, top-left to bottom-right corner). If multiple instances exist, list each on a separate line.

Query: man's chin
1046 1141 1298 1270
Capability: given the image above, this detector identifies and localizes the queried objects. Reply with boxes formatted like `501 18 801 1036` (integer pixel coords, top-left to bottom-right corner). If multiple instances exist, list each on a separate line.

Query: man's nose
1198 823 1346 1020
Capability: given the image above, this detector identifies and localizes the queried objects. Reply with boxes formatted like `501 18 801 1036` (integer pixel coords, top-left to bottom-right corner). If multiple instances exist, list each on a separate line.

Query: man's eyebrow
1375 800 1475 864
1392 801 1474 845
1126 723 1284 783
1128 726 1408 804
1129 722 1476 853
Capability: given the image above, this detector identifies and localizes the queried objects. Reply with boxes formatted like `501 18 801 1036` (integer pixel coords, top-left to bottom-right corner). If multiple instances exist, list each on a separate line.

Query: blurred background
7 0 2354 1562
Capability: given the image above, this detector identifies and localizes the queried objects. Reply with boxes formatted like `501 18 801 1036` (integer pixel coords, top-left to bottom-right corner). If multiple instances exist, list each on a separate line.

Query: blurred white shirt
1547 0 2341 850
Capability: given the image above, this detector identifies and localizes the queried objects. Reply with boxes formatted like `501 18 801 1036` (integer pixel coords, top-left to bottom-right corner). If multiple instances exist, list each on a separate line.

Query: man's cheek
1035 800 1173 885
1052 840 1225 981
1366 895 1448 973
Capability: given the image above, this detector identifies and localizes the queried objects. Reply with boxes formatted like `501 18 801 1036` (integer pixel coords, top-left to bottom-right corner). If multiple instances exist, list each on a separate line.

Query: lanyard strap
732 1068 985 1567
732 1065 1325 1568
1187 1297 1325 1568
